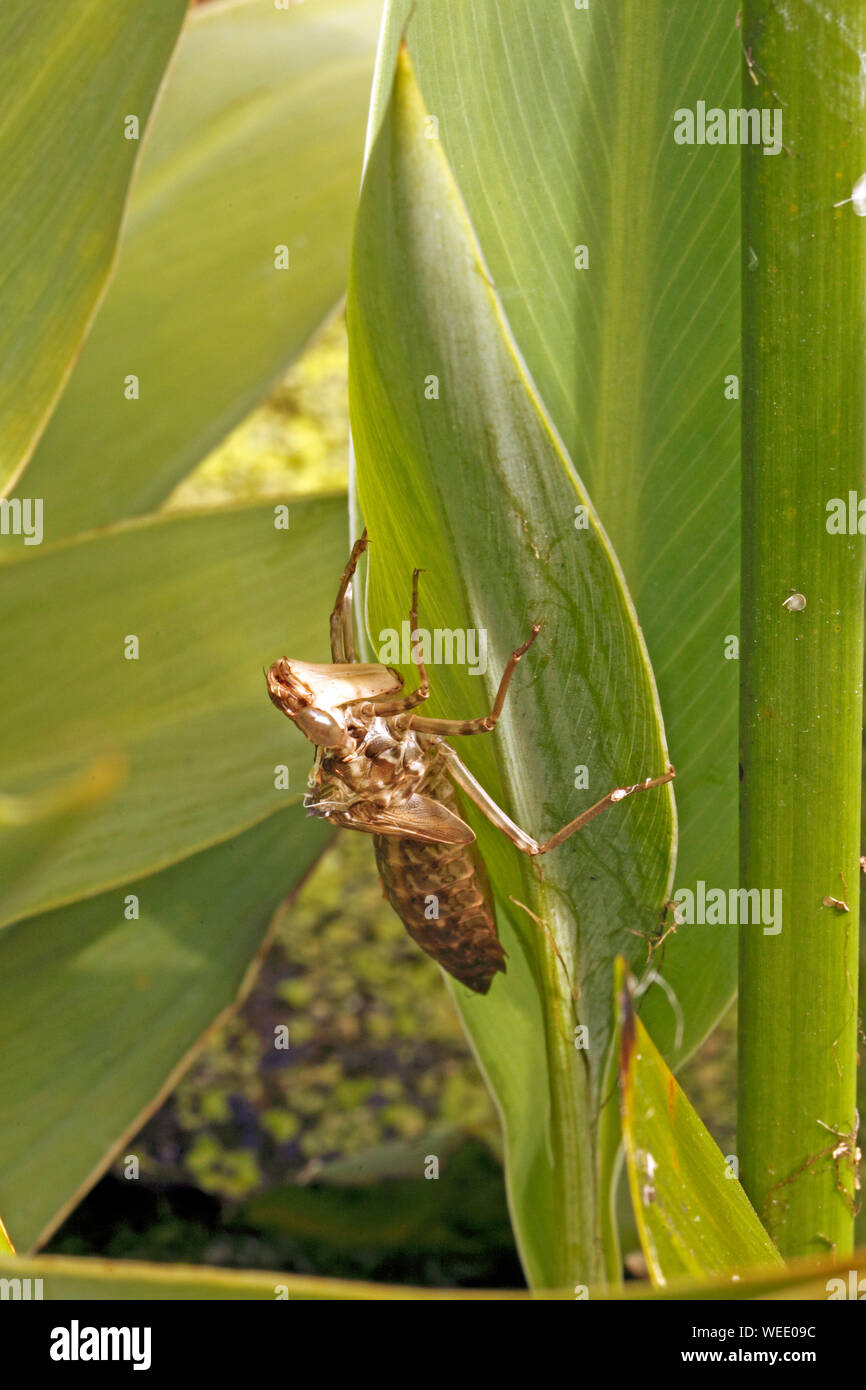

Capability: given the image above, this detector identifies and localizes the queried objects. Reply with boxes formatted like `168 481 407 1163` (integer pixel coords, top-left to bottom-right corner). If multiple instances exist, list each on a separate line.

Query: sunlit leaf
3 1247 864 1300
0 494 347 928
0 758 123 923
348 43 676 1287
616 959 781 1285
0 1252 528 1300
0 0 187 494
9 0 380 541
364 0 742 1064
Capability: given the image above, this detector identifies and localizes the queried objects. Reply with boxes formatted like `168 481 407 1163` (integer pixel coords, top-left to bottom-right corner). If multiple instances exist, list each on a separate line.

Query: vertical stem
740 2 865 1256
532 924 605 1289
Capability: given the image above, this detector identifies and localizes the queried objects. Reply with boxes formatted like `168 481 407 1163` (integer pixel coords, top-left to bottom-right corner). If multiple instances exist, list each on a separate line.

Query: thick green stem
531 924 604 1289
739 2 865 1257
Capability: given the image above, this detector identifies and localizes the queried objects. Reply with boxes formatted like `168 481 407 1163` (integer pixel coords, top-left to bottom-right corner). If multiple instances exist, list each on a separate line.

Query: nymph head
266 658 351 751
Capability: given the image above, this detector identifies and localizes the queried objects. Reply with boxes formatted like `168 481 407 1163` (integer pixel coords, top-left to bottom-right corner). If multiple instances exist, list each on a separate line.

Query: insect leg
330 530 368 662
438 743 538 851
341 583 357 663
372 567 431 714
400 624 541 735
439 742 675 857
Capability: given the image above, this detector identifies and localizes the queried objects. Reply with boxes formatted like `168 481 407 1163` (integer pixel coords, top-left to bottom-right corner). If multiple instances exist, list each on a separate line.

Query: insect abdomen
373 823 506 995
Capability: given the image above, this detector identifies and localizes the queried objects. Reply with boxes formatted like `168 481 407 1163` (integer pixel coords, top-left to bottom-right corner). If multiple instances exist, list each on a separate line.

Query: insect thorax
303 714 438 824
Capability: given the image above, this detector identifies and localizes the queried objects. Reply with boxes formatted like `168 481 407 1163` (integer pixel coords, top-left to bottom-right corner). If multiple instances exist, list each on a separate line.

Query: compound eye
294 706 347 749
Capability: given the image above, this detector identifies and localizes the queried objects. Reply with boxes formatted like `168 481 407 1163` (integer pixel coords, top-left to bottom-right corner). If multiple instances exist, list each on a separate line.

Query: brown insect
267 533 675 994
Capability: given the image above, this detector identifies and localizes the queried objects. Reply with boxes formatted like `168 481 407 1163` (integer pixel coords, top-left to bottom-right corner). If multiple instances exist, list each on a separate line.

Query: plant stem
533 926 604 1289
739 1 865 1257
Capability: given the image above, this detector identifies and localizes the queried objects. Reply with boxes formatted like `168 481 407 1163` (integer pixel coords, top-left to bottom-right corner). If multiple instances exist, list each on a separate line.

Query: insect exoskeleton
266 533 676 995
267 654 505 993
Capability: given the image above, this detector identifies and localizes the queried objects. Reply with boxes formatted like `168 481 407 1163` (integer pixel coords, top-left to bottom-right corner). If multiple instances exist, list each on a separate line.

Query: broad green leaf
348 46 676 1287
0 0 187 495
0 809 331 1252
0 757 122 923
365 0 741 1064
0 493 347 928
615 960 781 1285
9 0 380 543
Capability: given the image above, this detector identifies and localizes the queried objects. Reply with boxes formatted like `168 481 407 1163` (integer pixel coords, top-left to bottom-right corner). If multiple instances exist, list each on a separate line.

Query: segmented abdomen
373 780 506 995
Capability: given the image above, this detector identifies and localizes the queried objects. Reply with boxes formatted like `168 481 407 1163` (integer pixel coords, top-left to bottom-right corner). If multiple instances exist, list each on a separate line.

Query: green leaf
364 0 742 1064
286 1124 470 1186
613 1250 866 1302
9 0 380 542
0 809 331 1252
0 0 187 494
859 764 866 1248
0 493 347 929
0 1253 530 1300
3 1247 864 1301
348 44 676 1287
240 1138 509 1255
615 959 781 1285
0 758 123 923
